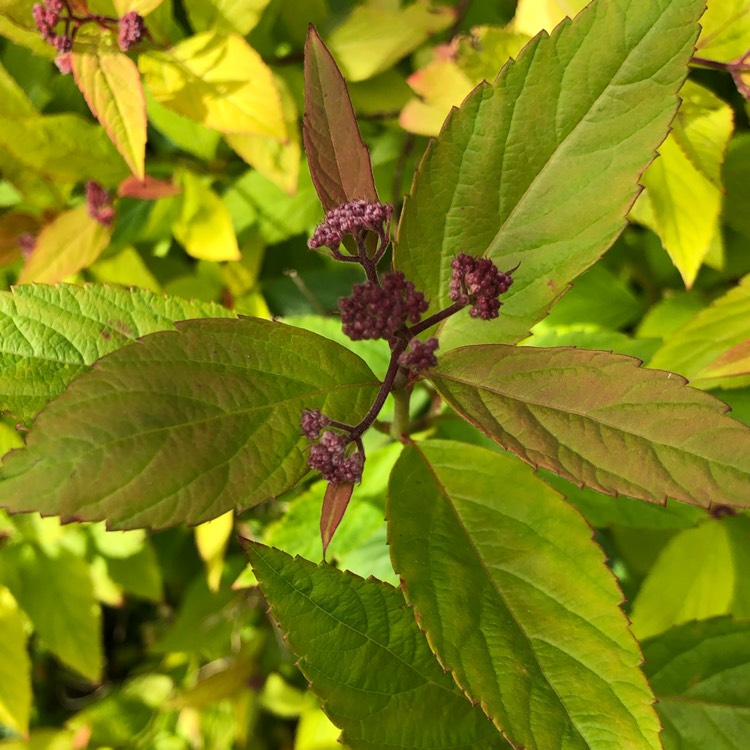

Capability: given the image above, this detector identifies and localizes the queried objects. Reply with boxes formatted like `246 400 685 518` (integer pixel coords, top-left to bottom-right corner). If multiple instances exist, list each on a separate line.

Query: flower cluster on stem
301 200 516 484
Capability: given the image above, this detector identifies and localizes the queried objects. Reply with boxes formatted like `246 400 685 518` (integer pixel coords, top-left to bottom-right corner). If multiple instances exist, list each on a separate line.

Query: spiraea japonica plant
2 0 750 747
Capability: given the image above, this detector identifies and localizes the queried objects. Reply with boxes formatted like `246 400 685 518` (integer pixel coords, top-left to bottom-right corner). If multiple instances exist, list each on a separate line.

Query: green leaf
0 586 30 735
630 516 750 640
184 0 271 35
3 543 102 681
327 1 455 83
388 440 661 750
0 283 235 420
139 31 286 138
512 0 589 35
395 0 705 350
245 541 510 750
18 205 112 284
171 171 241 261
429 345 750 507
72 35 147 179
303 26 378 212
630 82 733 287
643 618 750 749
0 319 377 529
649 274 750 388
696 0 750 62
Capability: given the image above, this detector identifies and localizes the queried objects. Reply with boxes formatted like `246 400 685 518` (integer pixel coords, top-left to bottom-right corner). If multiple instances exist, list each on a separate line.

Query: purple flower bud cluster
307 430 364 484
399 337 439 372
118 11 146 52
86 181 116 226
339 271 428 341
33 1 72 71
449 252 514 320
308 200 392 251
300 409 330 440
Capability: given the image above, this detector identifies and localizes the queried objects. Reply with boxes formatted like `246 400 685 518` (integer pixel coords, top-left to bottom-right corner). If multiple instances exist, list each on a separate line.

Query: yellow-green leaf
184 0 271 35
139 31 286 138
195 510 234 590
18 205 112 284
171 171 240 261
0 586 30 735
113 0 166 14
696 0 750 62
512 0 588 35
72 35 147 179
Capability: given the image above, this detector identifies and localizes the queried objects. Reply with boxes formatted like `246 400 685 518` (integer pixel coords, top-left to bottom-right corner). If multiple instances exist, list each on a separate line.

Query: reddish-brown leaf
118 175 181 200
303 25 378 212
320 480 354 559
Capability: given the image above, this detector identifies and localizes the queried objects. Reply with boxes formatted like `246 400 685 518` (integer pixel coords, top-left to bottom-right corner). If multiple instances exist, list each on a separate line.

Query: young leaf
320 481 354 559
139 31 286 138
695 0 750 62
395 0 705 350
303 26 378 212
0 319 378 529
72 35 147 179
429 345 750 508
388 440 661 750
0 284 235 421
0 586 30 735
643 618 750 750
244 541 510 750
18 205 112 284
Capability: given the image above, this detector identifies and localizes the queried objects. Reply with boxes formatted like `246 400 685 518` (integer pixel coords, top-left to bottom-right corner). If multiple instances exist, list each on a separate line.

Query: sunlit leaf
389 440 661 750
184 0 271 35
139 31 286 138
18 205 112 284
695 0 750 62
72 34 147 179
395 0 705 351
0 283 234 420
430 345 750 508
0 586 30 735
0 319 377 529
245 541 510 749
512 0 588 35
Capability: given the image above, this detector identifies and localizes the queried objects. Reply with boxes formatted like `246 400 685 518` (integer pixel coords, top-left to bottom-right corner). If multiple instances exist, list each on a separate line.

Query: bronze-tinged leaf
118 175 181 200
303 25 378 212
430 345 750 509
320 480 354 558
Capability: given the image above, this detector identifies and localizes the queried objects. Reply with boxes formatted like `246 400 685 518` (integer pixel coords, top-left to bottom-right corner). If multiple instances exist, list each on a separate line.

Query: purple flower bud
52 34 72 53
301 409 330 440
33 3 59 41
118 11 145 52
399 337 439 372
307 430 364 484
339 271 428 342
449 252 515 320
308 200 392 251
86 180 115 226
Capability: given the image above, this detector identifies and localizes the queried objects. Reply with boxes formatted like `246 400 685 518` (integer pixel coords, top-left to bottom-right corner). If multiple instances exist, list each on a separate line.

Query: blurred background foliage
1 0 750 747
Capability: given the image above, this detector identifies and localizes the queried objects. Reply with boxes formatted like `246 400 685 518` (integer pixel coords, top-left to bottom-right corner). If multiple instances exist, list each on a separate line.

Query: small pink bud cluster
86 181 115 226
308 200 392 251
33 1 72 72
118 11 146 51
339 271 428 342
300 409 330 440
449 252 514 320
307 430 364 484
399 337 439 372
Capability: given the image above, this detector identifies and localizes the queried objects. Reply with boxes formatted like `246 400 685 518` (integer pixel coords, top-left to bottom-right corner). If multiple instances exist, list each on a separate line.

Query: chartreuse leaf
630 81 733 287
327 1 454 83
171 171 241 261
0 319 377 529
512 0 588 35
303 26 378 212
388 441 661 750
395 0 705 351
696 0 750 62
0 586 30 734
430 345 750 507
18 205 112 284
650 274 750 388
244 541 509 750
0 283 235 420
643 618 750 749
630 515 750 640
72 34 147 179
184 0 271 35
1 542 102 681
139 31 286 138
